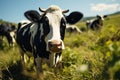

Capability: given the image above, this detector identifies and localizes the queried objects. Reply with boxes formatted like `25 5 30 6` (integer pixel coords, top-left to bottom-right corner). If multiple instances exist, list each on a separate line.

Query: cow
86 15 107 30
0 23 16 47
16 5 83 77
66 24 82 33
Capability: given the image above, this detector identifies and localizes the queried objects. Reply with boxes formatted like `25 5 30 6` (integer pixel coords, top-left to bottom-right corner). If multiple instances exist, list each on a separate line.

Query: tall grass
0 14 120 80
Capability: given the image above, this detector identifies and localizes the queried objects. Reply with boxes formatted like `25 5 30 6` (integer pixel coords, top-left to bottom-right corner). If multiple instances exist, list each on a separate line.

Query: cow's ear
24 10 41 22
66 12 83 24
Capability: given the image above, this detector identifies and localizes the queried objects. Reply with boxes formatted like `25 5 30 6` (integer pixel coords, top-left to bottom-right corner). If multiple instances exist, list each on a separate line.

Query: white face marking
44 10 65 51
45 12 61 40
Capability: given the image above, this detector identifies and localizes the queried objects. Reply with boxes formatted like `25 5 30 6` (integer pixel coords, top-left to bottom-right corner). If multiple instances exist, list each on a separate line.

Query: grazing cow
16 5 83 77
66 24 82 33
86 15 107 30
0 23 16 46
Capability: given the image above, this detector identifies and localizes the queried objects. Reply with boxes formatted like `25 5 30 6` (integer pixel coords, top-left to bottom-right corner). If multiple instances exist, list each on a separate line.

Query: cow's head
96 15 107 20
24 5 83 53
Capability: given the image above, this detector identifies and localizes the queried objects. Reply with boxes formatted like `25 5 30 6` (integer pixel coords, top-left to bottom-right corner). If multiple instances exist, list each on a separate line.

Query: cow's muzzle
48 40 63 53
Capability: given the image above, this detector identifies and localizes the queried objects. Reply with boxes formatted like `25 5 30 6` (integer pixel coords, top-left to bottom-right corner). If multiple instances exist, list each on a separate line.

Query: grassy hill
0 13 120 80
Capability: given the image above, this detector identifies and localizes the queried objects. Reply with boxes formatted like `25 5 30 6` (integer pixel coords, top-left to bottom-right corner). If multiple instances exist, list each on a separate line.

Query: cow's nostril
48 40 62 52
48 42 53 47
48 40 62 46
48 41 62 47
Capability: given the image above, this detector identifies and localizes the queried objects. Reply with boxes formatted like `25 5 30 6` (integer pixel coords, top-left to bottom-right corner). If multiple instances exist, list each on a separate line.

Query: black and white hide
86 15 107 30
16 5 83 77
0 23 16 47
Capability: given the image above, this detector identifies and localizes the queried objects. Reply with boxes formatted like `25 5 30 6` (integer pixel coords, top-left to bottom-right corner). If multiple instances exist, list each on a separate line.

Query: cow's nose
48 40 62 52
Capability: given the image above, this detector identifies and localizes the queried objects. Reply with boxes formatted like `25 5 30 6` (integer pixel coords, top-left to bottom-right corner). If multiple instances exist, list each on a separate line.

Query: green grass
0 13 120 80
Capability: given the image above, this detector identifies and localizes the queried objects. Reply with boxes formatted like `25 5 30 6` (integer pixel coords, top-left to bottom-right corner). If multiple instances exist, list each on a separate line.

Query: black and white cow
16 5 83 77
66 24 82 33
0 23 16 46
86 15 107 30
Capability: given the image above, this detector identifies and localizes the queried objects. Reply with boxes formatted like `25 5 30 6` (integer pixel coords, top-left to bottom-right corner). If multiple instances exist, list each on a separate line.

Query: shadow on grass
1 61 36 80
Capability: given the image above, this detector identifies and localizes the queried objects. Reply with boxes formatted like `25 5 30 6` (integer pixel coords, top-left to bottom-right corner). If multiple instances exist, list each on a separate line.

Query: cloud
91 3 120 12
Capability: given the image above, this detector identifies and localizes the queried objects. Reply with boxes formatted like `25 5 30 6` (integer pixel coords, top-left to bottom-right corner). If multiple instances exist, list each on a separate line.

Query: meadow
0 13 120 80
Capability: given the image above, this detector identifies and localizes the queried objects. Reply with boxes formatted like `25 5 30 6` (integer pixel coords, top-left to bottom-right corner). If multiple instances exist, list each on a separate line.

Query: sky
0 0 120 23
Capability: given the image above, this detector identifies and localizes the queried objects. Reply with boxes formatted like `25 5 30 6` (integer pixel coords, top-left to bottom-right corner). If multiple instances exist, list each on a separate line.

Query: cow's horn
39 7 46 12
62 9 69 13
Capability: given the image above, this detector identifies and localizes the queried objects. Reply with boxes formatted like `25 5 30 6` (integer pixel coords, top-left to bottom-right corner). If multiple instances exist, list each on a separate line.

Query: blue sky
0 0 120 23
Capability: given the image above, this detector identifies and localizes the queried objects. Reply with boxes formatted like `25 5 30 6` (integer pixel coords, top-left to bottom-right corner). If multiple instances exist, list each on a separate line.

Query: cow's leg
10 32 16 47
86 23 89 31
19 48 28 71
93 25 96 30
34 56 43 78
20 50 26 70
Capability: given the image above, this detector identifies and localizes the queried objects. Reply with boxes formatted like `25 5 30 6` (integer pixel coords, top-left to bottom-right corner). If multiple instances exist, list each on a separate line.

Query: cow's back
16 23 33 52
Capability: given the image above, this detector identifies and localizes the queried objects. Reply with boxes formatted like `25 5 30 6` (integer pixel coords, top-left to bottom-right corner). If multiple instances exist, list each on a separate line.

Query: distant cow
86 15 107 30
66 24 82 33
16 5 83 77
0 23 16 46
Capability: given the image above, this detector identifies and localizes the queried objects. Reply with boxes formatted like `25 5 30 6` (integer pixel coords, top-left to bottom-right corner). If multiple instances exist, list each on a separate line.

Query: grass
0 13 120 80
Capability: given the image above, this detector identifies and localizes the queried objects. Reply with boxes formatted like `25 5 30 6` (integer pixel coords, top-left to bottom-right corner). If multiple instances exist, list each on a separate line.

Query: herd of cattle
0 23 16 46
0 5 108 77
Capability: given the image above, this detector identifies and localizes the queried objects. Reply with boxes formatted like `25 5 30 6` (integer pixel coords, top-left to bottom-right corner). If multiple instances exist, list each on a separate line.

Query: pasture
0 13 120 80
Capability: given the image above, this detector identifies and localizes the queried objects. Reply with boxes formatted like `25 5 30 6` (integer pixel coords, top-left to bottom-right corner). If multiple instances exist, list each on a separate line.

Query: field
0 13 120 80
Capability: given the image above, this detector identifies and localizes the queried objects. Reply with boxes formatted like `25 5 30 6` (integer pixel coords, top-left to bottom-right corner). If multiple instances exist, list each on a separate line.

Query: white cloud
91 3 120 12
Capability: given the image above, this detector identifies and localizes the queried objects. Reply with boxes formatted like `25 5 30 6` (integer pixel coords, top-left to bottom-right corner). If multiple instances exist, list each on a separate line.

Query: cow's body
66 24 82 33
0 23 16 46
86 15 107 30
16 5 83 77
